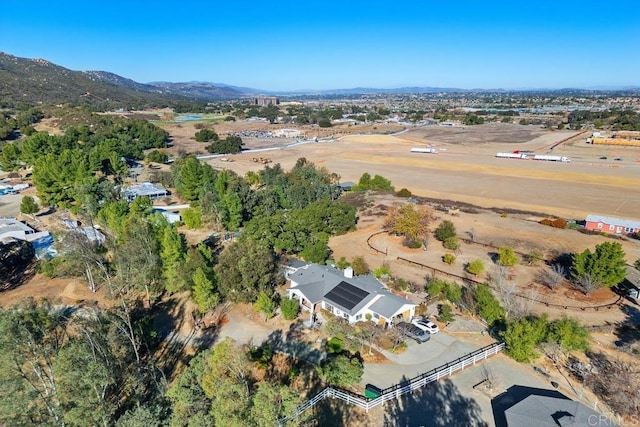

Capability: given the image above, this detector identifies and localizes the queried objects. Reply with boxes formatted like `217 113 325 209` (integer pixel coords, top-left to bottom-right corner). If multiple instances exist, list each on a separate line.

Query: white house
287 263 416 326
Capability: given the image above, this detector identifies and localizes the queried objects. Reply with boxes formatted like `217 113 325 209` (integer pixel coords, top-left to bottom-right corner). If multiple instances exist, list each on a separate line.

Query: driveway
218 306 327 364
362 332 493 390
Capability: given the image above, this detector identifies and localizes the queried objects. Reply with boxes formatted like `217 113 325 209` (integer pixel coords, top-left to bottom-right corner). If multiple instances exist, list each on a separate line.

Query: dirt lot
327 192 639 327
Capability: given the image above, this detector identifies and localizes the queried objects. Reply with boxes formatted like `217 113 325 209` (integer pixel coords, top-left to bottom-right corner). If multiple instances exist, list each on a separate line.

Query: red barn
585 214 640 235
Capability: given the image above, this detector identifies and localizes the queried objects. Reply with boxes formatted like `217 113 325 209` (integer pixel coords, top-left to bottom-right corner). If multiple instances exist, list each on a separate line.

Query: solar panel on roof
324 281 370 311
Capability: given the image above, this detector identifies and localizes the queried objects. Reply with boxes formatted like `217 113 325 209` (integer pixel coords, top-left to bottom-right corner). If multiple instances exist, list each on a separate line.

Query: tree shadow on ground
383 377 488 427
312 398 370 427
152 297 218 380
0 239 36 292
261 324 327 366
614 304 640 349
491 385 567 427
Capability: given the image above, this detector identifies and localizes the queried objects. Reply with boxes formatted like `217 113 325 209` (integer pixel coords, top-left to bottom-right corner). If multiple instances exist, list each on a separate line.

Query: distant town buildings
254 97 279 106
272 128 303 138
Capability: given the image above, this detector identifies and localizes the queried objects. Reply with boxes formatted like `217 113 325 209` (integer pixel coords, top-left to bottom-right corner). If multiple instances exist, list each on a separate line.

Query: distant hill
0 52 244 105
147 81 246 100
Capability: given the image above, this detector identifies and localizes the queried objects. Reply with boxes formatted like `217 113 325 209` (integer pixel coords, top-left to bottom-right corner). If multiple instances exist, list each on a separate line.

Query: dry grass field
177 122 640 221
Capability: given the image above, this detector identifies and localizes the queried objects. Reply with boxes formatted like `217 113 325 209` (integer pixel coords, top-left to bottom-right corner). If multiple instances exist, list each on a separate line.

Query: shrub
497 246 519 267
350 256 369 276
466 259 485 276
318 118 333 128
443 253 456 265
224 116 236 121
443 236 460 250
526 251 544 265
194 128 219 142
374 263 392 279
551 218 568 229
146 149 168 164
336 257 349 270
434 220 456 241
396 188 412 197
438 304 455 322
403 236 422 249
280 298 300 320
327 336 345 354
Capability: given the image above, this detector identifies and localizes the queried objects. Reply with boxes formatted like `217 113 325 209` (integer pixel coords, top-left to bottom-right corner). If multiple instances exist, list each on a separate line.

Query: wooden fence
279 342 505 424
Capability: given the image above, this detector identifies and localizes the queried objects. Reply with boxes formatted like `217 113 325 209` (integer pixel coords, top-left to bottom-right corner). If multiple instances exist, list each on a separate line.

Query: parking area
362 331 495 389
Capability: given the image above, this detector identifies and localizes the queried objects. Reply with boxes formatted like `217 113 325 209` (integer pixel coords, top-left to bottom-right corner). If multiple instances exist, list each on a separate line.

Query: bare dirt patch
328 192 639 326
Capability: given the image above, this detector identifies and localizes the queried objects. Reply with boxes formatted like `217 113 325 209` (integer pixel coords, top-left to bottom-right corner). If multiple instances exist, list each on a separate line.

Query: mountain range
0 51 638 105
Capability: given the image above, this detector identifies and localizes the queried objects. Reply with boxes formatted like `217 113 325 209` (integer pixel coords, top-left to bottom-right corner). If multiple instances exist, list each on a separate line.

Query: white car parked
412 318 440 334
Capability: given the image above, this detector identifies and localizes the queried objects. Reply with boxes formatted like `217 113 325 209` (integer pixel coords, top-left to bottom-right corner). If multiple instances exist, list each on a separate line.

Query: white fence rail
280 342 505 424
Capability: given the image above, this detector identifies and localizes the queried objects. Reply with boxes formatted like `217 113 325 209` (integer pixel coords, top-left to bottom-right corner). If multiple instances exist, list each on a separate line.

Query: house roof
626 265 640 287
368 293 412 319
585 214 640 229
288 264 414 317
505 395 606 427
324 281 370 310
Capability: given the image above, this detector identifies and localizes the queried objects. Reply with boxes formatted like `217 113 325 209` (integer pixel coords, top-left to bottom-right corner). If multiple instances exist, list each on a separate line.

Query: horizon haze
1 0 639 91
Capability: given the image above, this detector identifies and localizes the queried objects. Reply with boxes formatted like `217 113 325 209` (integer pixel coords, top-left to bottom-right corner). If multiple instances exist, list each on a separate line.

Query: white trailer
532 155 571 162
496 152 527 159
411 147 439 154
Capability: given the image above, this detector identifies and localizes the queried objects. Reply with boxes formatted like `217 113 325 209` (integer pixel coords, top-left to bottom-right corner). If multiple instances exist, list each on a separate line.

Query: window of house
597 223 603 229
356 314 362 320
343 313 349 319
609 224 615 230
325 303 334 313
625 227 632 233
373 313 379 319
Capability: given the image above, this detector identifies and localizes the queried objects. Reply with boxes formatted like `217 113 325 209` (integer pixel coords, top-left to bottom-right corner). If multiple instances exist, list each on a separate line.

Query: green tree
182 206 203 229
160 225 187 293
443 253 456 265
192 267 219 314
201 338 251 424
318 118 332 127
250 382 302 427
438 304 455 322
280 298 300 320
215 240 282 303
434 220 456 241
194 128 219 143
547 317 589 351
319 355 364 387
466 259 485 276
571 242 626 289
20 195 39 219
502 316 549 362
145 149 168 164
166 350 215 426
255 291 275 322
497 246 519 266
473 284 505 326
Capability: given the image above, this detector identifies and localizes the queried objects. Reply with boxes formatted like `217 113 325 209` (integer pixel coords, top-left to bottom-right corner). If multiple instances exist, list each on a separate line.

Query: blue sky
1 1 638 91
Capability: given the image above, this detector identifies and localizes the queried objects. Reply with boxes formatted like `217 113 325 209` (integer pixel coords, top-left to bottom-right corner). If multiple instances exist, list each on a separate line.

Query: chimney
344 266 353 279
